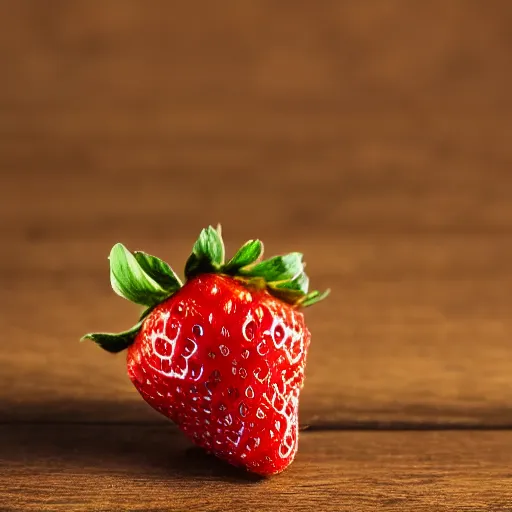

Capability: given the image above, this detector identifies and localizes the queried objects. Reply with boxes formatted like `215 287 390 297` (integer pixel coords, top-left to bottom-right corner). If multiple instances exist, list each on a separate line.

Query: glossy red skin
126 273 310 476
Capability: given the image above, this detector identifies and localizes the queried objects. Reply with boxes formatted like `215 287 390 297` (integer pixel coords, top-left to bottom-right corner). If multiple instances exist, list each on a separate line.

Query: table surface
1 2 512 511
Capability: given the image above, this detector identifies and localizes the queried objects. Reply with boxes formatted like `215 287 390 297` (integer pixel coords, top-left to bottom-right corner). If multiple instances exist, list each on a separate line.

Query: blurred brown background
1 2 511 510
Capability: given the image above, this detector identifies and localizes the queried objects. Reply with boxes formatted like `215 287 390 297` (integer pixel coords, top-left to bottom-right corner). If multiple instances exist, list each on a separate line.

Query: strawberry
83 226 328 476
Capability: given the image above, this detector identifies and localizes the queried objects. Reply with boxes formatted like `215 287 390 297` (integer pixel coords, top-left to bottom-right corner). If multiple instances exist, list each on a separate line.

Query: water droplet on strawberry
204 381 214 396
189 362 203 380
154 337 173 357
256 340 268 356
239 402 248 417
224 414 233 426
245 386 255 399
221 326 230 338
256 408 265 419
192 324 204 337
274 324 285 342
245 437 260 451
243 320 256 341
239 367 248 379
241 349 250 359
219 344 230 356
253 366 269 382
182 338 196 356
225 430 240 445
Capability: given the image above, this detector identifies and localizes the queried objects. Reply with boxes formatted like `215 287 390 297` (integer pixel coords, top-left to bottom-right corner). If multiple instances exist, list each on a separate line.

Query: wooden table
1 2 511 510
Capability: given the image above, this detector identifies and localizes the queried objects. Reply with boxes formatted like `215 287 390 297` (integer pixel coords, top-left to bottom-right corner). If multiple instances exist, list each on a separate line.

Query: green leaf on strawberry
224 239 263 271
298 288 331 307
109 243 173 307
185 225 225 278
133 250 182 291
240 252 304 282
271 271 309 294
107 227 327 309
85 225 329 352
81 321 143 353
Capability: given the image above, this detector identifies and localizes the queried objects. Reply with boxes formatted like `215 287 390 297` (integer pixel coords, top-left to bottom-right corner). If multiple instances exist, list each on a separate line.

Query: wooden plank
1 1 512 242
1 234 511 426
1 2 512 426
1 426 511 511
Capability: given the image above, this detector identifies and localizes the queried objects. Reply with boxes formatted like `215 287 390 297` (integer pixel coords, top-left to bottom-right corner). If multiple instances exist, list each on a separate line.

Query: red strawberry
83 226 328 476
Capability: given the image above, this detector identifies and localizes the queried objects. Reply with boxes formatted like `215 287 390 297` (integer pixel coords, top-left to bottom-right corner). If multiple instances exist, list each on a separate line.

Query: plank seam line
1 421 512 431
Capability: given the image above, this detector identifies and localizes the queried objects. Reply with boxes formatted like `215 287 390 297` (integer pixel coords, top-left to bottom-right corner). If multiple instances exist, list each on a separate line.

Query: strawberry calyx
109 243 183 307
82 224 329 352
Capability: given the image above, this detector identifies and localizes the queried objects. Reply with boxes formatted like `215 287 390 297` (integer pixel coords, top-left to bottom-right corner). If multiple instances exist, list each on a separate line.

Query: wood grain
1 1 512 427
2 1 512 509
1 0 512 240
2 234 512 426
1 425 511 511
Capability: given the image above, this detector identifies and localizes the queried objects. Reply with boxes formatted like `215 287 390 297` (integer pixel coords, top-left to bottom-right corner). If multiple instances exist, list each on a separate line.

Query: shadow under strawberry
183 446 265 482
1 423 264 483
